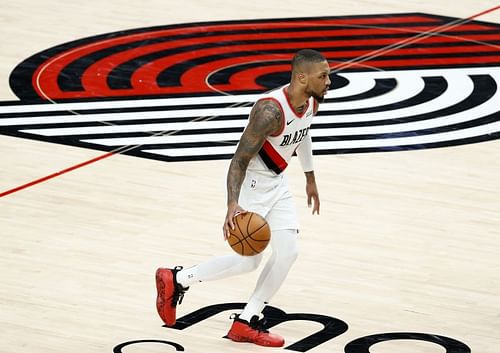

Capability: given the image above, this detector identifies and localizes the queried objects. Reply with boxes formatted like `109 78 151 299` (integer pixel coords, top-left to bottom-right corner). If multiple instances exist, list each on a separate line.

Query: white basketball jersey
247 85 317 175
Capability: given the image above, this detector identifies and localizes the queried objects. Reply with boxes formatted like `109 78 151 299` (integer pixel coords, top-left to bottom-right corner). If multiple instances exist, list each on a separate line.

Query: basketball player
156 49 330 347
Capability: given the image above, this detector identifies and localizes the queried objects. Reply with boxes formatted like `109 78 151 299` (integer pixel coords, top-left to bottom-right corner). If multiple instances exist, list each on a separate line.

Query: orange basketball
228 212 271 256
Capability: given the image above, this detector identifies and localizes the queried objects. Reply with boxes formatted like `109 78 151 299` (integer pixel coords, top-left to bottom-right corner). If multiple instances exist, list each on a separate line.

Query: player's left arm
305 171 320 215
295 107 320 215
296 136 320 215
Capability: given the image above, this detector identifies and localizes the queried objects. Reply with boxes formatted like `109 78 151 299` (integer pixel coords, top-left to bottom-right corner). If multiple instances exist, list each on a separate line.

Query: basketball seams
228 224 245 250
235 214 245 239
246 212 254 238
228 233 243 245
247 221 269 238
235 215 250 255
243 213 254 256
233 241 243 255
243 237 259 255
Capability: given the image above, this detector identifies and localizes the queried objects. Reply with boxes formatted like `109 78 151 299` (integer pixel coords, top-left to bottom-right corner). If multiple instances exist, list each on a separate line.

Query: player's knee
240 253 263 272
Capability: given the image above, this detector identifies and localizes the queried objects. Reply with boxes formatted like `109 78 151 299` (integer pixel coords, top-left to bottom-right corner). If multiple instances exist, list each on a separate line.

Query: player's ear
298 72 307 84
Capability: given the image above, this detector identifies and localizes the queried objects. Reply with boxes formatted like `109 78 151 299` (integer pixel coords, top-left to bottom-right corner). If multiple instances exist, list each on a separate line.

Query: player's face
306 60 331 102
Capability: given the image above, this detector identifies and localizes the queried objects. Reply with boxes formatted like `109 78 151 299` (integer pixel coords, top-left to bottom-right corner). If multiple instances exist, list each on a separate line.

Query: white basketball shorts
238 169 299 231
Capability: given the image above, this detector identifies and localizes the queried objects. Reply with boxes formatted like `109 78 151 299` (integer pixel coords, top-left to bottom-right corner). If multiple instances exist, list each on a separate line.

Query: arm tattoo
226 99 283 205
253 99 283 133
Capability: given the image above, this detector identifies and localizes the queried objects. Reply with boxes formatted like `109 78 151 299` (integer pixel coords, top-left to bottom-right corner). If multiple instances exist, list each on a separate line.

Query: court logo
1 13 500 162
114 302 471 352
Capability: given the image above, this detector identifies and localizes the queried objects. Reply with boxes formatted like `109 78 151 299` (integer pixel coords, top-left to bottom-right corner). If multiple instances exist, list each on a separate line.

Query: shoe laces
231 314 269 333
250 316 270 333
172 266 189 306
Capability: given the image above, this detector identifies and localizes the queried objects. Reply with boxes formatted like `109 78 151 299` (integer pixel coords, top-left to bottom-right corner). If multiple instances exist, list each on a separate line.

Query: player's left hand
306 181 320 215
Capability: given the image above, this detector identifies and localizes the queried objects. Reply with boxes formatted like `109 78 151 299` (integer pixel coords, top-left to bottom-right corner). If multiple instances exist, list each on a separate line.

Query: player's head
291 49 331 102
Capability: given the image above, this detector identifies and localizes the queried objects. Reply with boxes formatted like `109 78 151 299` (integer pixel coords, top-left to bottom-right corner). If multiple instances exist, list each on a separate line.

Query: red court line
467 5 500 19
1 5 499 198
0 152 115 197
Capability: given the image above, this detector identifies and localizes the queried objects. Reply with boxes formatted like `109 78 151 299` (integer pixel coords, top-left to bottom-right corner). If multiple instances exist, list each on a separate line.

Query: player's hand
306 181 320 215
223 203 247 240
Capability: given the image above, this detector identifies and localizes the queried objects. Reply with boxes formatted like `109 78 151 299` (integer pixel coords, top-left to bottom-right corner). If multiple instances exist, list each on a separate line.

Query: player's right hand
223 203 247 240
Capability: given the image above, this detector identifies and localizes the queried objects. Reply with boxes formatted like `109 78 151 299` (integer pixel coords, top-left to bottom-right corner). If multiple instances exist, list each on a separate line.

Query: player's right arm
223 99 283 239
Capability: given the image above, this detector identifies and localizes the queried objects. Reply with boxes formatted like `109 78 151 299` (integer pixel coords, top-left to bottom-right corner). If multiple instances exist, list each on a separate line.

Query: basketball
228 212 271 256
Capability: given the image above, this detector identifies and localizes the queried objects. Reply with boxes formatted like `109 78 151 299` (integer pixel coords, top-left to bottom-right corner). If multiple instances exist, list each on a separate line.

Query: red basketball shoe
226 314 285 347
155 266 188 326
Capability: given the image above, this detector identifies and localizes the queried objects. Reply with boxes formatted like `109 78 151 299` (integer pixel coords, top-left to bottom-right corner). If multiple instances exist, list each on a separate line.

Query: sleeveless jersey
247 85 317 175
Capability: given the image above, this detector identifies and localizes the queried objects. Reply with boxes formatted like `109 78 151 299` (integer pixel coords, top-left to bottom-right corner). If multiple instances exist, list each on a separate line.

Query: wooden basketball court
1 1 499 352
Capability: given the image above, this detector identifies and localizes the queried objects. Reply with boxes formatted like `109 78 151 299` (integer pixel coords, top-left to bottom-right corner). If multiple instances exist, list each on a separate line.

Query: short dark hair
291 49 326 70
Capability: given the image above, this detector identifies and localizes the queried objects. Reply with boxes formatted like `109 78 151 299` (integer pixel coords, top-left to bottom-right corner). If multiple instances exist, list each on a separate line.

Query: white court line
143 120 500 158
0 93 261 115
0 106 251 126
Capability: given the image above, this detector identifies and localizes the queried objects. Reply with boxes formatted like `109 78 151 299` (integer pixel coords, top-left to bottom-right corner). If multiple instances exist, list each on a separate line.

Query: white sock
238 297 266 322
175 266 199 288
